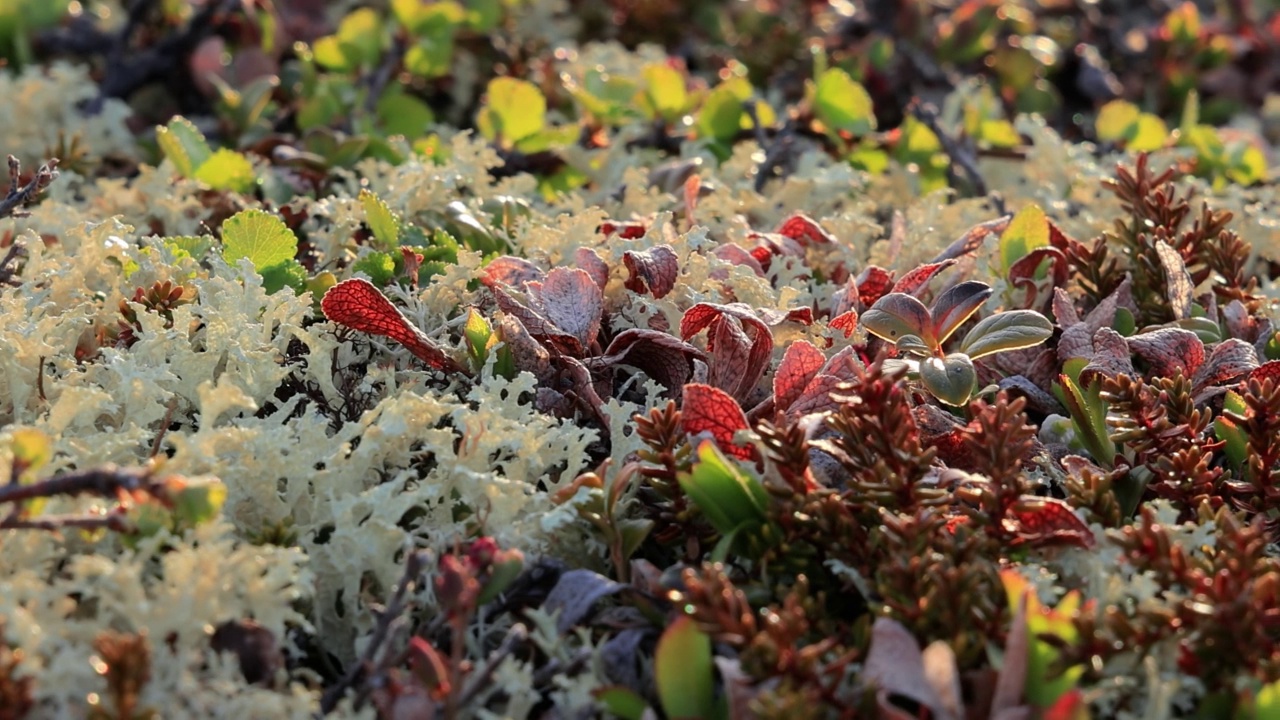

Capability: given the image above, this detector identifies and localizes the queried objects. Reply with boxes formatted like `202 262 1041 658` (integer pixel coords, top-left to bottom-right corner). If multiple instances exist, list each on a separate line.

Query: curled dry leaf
1191 339 1259 390
681 383 755 460
321 279 466 374
1078 328 1135 386
930 215 1012 263
622 244 679 299
1154 239 1194 321
708 314 758 403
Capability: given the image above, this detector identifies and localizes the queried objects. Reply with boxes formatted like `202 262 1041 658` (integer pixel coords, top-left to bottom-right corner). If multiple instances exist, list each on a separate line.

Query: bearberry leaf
681 384 754 460
537 268 603 349
931 280 993 345
1191 338 1258 390
1126 328 1204 377
775 213 835 245
920 353 978 406
681 303 773 402
1006 496 1094 549
959 310 1054 360
892 259 956 297
862 293 935 347
322 278 464 373
1154 240 1193 320
483 255 544 288
588 329 704 395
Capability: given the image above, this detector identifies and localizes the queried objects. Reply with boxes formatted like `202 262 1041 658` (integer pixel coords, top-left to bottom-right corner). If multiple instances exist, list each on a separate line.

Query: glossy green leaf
896 334 933 357
999 204 1050 276
1215 390 1249 473
156 116 212 178
655 616 716 720
861 293 935 347
959 309 1053 359
677 441 768 538
478 77 545 144
813 68 875 135
931 280 993 344
920 353 978 406
192 148 257 193
360 189 400 249
696 81 744 143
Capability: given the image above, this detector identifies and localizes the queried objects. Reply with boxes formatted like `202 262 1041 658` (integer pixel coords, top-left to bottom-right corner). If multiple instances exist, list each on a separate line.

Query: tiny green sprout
861 280 1053 405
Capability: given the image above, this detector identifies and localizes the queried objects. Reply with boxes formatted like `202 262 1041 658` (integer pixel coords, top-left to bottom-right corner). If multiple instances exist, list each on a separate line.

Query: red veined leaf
587 329 705 396
775 213 835 246
891 259 956 297
774 341 826 412
1249 360 1280 386
712 244 766 277
1056 278 1133 363
322 279 466 373
598 220 647 239
574 247 609 292
785 374 845 418
623 244 679 299
1005 496 1094 549
1127 328 1205 378
682 383 755 460
1046 219 1085 255
830 276 858 317
485 280 584 356
1078 328 1135 386
496 314 553 382
821 344 864 380
1221 300 1258 341
708 314 758 403
537 268 604 349
749 243 774 272
482 255 544 288
856 266 895 308
1009 247 1068 293
829 310 859 338
1191 339 1258 391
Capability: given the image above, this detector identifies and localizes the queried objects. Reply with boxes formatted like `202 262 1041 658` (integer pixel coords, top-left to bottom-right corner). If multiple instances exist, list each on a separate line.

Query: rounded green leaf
1095 100 1139 143
696 82 744 143
376 91 435 138
814 68 876 135
959 310 1054 360
676 441 768 536
1127 113 1168 152
655 616 716 720
931 280 993 344
920 353 978 406
221 209 299 274
642 63 688 122
192 148 257 193
478 77 545 144
861 293 935 348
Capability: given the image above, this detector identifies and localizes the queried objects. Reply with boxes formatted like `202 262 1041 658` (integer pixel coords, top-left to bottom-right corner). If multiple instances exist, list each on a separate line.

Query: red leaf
682 383 755 460
496 314 553 382
537 267 604 349
708 314 757 402
930 215 1012 263
1047 219 1085 255
482 255 544 288
1249 360 1280 386
622 244 679 299
785 374 845 418
855 266 894 307
1191 339 1258 391
322 279 464 373
574 247 609 292
681 303 774 402
891 259 956 297
1005 496 1094 549
1078 328 1135 386
774 341 826 412
598 221 647 239
588 329 706 396
775 213 835 246
1008 247 1068 293
757 306 814 326
829 310 859 338
712 244 766 277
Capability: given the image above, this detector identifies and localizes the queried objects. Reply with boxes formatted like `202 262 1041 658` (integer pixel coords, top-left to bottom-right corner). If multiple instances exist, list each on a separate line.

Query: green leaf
1129 114 1168 152
999 204 1050 276
1165 2 1200 45
221 209 302 294
813 68 876 136
1215 390 1249 473
655 616 716 720
978 118 1021 148
156 116 212 178
617 518 655 561
696 81 745 143
642 63 688 122
404 34 455 79
164 235 214 261
313 8 383 72
352 251 398 286
359 189 401 249
478 77 545 145
959 309 1054 359
677 441 768 538
594 687 650 720
1256 677 1280 720
10 427 51 479
920 353 978 406
861 293 935 348
376 90 435 138
172 479 228 528
192 148 257 193
392 0 465 34
1058 373 1115 466
1226 144 1267 186
931 280 993 345
463 308 493 370
261 260 309 295
1095 100 1139 143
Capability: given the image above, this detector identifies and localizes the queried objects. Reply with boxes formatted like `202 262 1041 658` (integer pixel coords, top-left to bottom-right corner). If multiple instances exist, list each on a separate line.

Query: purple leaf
574 247 610 292
681 303 774 402
536 267 604 349
589 329 706 396
622 244 679 299
1127 328 1205 378
1192 339 1258 390
482 255 544 288
1155 239 1194 320
1078 328 1135 386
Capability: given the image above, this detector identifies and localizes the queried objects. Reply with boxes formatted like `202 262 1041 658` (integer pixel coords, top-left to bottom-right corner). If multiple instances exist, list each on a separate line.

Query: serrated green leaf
478 77 545 144
642 63 688 122
359 189 401 249
222 209 297 270
352 251 398 286
261 259 308 295
931 280 993 344
959 309 1053 359
655 616 716 720
920 354 977 406
814 68 875 136
999 204 1050 276
164 235 214 261
192 148 257 193
156 116 212 178
861 293 935 347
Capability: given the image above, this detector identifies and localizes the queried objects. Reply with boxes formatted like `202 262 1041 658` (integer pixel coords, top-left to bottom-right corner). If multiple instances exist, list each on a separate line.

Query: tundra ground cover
2 1 1280 718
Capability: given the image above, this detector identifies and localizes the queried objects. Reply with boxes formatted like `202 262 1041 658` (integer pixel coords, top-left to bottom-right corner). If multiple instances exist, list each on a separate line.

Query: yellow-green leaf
655 616 716 720
359 189 401 249
999 203 1050 276
813 68 876 135
192 148 257 193
478 77 545 144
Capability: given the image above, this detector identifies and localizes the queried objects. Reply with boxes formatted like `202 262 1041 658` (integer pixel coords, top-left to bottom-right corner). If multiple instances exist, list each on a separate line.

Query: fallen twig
909 101 1007 215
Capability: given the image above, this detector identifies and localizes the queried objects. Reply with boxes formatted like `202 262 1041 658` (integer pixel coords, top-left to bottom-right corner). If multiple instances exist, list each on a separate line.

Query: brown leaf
1078 328 1135 386
1192 339 1258 390
863 617 949 720
1155 239 1194 320
483 255 544 288
588 329 706 395
1127 328 1205 378
623 244 679 299
930 215 1012 263
536 268 604 349
497 314 553 382
575 247 610 292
